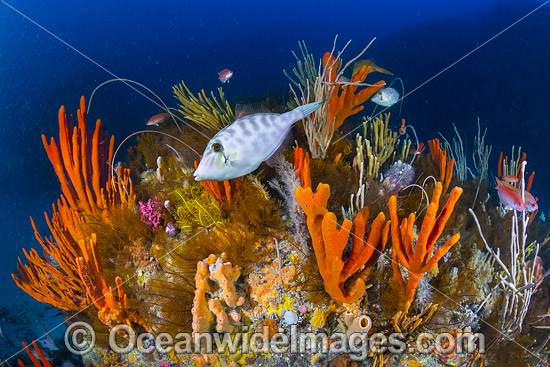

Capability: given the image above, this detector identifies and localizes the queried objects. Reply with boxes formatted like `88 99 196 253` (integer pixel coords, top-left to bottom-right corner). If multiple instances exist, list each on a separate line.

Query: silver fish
371 87 400 107
194 102 321 181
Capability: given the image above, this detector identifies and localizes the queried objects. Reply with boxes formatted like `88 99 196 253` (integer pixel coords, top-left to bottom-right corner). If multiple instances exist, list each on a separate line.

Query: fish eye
211 142 222 152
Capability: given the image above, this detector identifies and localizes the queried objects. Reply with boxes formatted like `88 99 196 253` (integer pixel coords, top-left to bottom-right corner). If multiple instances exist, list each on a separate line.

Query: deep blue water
0 0 548 356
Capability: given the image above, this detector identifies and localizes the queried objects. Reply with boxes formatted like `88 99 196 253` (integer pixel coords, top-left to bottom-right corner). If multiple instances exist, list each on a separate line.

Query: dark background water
0 0 548 313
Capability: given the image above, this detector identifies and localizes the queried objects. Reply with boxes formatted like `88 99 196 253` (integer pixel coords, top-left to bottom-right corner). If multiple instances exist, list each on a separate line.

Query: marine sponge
191 254 244 335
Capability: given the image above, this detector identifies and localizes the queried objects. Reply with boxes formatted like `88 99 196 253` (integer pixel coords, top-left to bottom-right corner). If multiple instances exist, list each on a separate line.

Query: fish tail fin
296 102 322 118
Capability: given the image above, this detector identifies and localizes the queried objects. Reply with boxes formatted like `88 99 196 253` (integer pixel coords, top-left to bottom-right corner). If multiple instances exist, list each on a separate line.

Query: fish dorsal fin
352 59 393 76
265 129 294 168
234 103 271 119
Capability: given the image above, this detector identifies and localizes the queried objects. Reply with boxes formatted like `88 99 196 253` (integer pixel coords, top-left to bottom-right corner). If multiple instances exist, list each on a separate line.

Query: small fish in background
495 178 538 212
502 175 519 184
147 112 171 126
352 59 393 76
371 87 400 107
37 337 58 352
336 75 350 89
194 102 322 181
234 103 271 119
337 75 350 83
38 323 59 351
218 69 233 83
0 324 4 338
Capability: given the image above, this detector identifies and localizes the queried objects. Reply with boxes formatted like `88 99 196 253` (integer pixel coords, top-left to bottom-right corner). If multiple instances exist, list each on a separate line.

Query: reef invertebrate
288 37 385 159
498 148 535 192
138 196 164 231
191 254 244 336
294 145 311 188
173 81 234 131
295 183 390 303
323 52 385 131
12 207 88 311
389 182 463 313
428 138 455 194
381 160 415 194
193 161 243 209
42 96 134 216
171 185 224 232
17 340 52 367
76 233 144 328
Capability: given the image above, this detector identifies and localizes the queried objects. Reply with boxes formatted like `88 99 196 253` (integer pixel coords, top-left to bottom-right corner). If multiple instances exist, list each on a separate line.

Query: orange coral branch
294 146 311 188
428 138 455 194
75 233 143 328
18 340 53 367
42 96 132 216
389 182 463 313
323 52 385 131
296 183 390 303
193 160 242 209
498 151 503 179
12 203 89 311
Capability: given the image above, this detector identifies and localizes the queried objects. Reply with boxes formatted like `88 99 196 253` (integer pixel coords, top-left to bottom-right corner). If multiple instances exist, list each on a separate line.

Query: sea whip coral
139 196 164 231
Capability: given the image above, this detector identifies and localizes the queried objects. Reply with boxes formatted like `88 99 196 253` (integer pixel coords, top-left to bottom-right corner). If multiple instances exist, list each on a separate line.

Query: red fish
503 175 519 184
495 178 538 212
218 69 233 83
523 190 538 212
496 178 525 211
147 113 171 126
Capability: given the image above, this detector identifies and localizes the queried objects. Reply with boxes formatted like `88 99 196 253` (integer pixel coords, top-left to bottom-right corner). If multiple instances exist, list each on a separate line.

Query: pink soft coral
139 196 163 231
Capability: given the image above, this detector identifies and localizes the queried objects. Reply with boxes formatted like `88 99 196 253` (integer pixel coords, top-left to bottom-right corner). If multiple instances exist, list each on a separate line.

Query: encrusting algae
10 37 550 367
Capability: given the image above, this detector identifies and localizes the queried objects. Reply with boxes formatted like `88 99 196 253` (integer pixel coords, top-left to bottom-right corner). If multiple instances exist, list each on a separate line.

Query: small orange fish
147 113 171 126
218 69 233 83
502 175 519 184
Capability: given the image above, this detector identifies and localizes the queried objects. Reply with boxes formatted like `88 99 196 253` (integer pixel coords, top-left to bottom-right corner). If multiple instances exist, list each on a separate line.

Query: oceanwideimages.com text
65 321 485 361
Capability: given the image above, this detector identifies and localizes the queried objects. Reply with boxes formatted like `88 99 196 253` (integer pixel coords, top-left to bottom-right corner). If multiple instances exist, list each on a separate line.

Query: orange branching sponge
192 260 214 334
193 161 243 208
296 183 390 304
42 96 134 216
413 142 425 155
294 146 311 188
12 205 88 311
75 233 143 328
17 340 53 367
191 254 244 336
389 182 463 313
210 260 245 308
428 138 455 194
323 52 385 131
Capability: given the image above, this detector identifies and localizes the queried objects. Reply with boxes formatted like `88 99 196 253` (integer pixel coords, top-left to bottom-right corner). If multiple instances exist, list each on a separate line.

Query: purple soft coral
139 196 164 231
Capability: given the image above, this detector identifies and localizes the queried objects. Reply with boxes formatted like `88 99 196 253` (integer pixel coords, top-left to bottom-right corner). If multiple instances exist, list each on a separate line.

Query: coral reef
11 37 550 367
